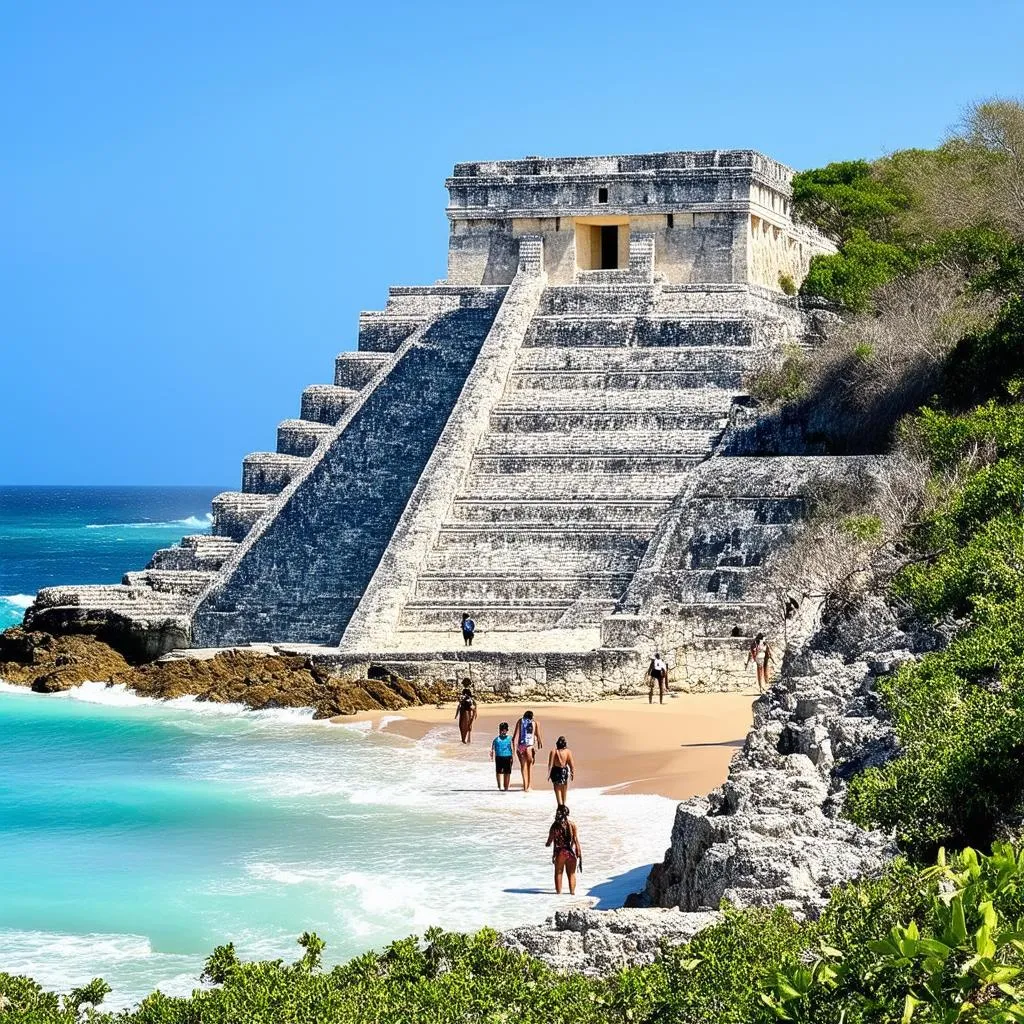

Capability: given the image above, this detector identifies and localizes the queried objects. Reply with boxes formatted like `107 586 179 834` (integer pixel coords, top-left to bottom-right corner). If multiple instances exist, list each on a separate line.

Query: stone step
434 523 652 553
494 388 736 413
356 314 424 352
413 572 634 603
669 567 756 602
122 569 217 597
470 453 703 475
508 368 744 390
515 345 753 373
300 385 360 425
539 286 657 316
422 546 644 574
398 601 575 631
450 499 667 526
489 408 728 433
525 316 755 348
476 429 720 456
461 472 691 501
276 419 334 457
211 492 275 540
334 351 390 388
241 452 307 494
31 584 190 616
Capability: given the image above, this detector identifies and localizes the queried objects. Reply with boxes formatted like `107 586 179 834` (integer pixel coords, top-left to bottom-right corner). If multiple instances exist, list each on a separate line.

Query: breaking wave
85 513 212 530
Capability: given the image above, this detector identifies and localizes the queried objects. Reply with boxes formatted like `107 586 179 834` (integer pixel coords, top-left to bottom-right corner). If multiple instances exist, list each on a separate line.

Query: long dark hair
552 803 572 845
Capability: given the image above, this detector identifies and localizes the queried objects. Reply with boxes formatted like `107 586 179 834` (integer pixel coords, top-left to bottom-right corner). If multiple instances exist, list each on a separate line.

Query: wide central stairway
382 283 763 653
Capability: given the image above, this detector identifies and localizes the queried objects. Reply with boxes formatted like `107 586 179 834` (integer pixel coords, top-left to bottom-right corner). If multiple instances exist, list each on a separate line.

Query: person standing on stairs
461 612 476 647
455 686 477 744
513 710 543 791
647 652 669 704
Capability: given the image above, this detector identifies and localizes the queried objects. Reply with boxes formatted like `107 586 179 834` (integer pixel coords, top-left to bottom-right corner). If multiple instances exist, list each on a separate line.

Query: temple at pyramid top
445 149 819 288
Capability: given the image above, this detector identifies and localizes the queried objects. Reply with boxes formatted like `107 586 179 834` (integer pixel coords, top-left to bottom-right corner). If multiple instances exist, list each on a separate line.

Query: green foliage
7 850 1024 1023
840 514 883 543
800 229 917 310
791 160 912 243
945 294 1024 407
747 346 810 406
779 272 798 296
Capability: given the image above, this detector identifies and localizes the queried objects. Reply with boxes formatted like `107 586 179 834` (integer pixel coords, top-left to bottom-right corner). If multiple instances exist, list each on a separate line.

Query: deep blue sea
0 486 222 630
0 487 676 1007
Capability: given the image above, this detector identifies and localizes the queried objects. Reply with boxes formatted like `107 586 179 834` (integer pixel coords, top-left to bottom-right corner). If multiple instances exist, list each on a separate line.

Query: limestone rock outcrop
503 907 721 975
642 595 919 917
0 629 458 716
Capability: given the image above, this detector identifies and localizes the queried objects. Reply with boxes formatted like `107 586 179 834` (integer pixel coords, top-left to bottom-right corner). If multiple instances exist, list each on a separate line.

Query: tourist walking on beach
545 804 582 895
461 612 476 647
647 652 669 705
513 710 543 791
547 736 575 805
490 721 514 791
455 686 477 744
746 632 775 692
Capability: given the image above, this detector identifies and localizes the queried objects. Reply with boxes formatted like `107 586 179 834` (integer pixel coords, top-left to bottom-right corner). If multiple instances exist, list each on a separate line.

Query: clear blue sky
2 0 1021 485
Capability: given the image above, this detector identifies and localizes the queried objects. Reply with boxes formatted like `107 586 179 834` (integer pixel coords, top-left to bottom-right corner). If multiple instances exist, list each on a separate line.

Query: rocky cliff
504 593 937 973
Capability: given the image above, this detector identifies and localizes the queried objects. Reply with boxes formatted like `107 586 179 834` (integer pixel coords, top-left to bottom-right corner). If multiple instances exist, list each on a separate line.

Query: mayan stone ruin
27 149 863 696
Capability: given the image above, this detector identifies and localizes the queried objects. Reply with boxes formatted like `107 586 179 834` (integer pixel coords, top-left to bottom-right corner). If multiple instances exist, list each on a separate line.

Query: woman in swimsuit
455 686 477 744
746 632 775 692
545 804 582 895
512 710 543 792
547 735 575 806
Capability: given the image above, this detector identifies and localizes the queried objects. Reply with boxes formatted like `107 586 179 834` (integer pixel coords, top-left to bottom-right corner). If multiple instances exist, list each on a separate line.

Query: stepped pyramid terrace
27 149 871 696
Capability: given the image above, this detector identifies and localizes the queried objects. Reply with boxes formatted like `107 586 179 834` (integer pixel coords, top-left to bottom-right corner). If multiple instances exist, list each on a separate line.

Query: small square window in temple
667 213 674 228
598 187 608 203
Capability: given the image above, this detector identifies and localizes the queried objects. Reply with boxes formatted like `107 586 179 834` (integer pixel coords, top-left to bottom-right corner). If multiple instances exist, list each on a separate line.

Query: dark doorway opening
600 225 619 269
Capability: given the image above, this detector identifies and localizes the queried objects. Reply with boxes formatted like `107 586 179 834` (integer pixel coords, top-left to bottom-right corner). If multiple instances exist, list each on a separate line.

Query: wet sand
338 691 757 801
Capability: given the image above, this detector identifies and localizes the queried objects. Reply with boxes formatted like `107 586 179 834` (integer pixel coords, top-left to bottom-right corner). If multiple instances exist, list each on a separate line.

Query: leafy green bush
800 230 917 310
778 272 798 296
791 160 912 243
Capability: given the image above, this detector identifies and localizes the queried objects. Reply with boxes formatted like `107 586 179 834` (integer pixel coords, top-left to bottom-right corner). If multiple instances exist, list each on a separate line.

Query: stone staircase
386 282 770 650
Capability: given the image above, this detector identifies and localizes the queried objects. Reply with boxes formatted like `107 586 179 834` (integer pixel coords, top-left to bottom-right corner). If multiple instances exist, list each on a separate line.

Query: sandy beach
341 690 758 801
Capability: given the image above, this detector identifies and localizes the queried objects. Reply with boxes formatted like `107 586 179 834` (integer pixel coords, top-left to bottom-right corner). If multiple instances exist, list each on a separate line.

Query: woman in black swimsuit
545 804 582 895
547 735 576 806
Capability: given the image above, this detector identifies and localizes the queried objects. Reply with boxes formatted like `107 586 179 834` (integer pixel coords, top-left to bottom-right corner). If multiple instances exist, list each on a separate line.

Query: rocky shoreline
0 628 460 716
502 594 934 973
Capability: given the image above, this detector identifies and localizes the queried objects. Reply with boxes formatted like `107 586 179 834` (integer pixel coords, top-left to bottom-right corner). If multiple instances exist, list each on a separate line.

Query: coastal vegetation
5 845 1024 1022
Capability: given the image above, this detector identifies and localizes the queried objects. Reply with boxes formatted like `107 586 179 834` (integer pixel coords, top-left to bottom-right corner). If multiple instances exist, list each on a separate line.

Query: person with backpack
490 721 514 791
455 685 477 744
461 612 476 647
647 652 669 705
512 709 543 792
545 804 582 895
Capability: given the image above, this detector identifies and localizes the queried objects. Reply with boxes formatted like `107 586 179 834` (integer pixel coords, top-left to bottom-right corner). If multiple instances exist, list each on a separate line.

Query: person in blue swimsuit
490 721 514 791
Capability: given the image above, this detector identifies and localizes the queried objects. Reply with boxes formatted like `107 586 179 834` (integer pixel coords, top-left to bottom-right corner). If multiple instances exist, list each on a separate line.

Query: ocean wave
85 513 213 530
1 593 34 609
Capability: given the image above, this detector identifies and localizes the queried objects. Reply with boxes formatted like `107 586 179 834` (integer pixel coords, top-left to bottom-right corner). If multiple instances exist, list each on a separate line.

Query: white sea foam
1 593 34 609
85 513 212 530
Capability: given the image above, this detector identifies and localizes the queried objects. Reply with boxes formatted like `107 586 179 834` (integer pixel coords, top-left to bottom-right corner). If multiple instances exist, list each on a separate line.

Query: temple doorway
574 218 630 271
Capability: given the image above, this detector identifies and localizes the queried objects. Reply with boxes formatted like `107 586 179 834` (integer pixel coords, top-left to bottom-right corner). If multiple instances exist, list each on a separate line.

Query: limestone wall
191 296 503 647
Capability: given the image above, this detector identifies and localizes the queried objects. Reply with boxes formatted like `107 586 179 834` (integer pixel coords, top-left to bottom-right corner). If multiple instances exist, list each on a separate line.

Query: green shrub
800 230 917 311
778 272 798 296
747 346 810 406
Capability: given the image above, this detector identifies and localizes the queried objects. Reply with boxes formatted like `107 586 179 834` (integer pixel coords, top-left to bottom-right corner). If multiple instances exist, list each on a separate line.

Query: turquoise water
0 684 677 1006
0 486 222 629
